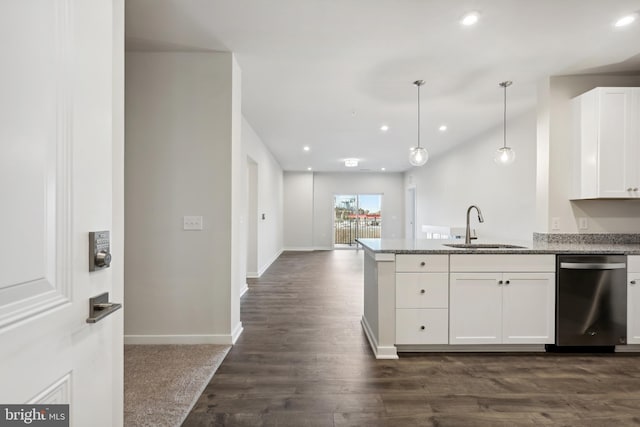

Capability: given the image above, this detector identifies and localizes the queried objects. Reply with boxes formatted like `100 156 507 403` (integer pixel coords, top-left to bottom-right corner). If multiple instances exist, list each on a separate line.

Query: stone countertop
356 238 640 255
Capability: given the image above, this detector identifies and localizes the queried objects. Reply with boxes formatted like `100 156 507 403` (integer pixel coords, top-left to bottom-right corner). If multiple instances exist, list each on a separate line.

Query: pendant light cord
503 83 507 149
417 83 421 149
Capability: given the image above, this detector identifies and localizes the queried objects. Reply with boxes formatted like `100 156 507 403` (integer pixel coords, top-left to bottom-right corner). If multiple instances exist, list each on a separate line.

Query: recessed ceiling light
380 125 389 132
439 125 448 132
615 14 637 27
344 159 358 167
307 167 312 171
461 12 479 26
303 146 310 151
381 167 386 171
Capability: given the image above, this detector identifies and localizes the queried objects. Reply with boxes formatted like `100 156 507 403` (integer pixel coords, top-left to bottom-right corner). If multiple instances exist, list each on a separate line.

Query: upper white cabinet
572 87 640 199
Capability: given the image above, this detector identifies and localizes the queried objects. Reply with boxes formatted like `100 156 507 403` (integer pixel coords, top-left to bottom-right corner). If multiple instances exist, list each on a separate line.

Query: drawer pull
631 280 637 285
498 280 503 285
420 289 426 294
420 325 426 330
420 261 426 267
505 280 510 285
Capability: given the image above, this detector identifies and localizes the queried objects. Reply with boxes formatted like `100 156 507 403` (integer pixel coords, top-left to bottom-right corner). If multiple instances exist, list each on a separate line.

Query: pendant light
494 81 516 165
409 80 428 166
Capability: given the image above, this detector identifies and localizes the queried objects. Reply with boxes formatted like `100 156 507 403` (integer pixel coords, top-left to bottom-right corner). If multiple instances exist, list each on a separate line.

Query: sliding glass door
333 194 382 248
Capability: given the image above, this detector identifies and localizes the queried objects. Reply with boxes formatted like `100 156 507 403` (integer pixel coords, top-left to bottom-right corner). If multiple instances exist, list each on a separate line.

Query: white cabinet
395 254 449 345
449 255 555 345
627 256 640 344
572 87 640 199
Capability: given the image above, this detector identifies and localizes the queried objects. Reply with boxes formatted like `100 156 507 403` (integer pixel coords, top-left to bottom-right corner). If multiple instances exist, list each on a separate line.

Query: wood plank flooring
183 250 640 426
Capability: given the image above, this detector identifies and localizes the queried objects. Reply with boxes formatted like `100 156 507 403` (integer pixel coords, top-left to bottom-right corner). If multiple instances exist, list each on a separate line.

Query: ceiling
125 0 640 172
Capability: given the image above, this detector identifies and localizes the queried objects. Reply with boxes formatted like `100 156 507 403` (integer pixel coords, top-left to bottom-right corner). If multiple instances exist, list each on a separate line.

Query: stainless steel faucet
465 205 485 244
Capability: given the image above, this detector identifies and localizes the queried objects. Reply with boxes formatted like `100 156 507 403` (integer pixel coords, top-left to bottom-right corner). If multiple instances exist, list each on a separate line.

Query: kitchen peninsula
358 237 640 359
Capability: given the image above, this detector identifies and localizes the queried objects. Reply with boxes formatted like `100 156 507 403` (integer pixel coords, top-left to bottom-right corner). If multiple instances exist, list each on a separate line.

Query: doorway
333 194 382 248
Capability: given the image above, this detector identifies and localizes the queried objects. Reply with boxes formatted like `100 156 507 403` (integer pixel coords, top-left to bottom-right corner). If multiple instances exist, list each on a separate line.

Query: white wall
405 111 537 241
125 51 242 344
313 173 405 248
283 172 314 249
242 118 284 276
537 74 640 233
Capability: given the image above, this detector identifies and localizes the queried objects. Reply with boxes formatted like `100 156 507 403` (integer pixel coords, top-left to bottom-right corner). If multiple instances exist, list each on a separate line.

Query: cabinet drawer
396 273 448 308
396 309 448 344
629 256 640 273
396 254 448 272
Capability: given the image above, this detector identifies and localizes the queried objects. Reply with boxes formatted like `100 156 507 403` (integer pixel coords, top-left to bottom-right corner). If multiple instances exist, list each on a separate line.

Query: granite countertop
356 238 640 255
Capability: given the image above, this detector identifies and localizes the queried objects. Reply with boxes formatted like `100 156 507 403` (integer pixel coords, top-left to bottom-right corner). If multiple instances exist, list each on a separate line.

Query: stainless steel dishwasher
555 254 627 348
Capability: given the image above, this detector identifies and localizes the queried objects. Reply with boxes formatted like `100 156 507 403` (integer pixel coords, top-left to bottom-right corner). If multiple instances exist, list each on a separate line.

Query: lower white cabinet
450 272 555 344
628 256 640 344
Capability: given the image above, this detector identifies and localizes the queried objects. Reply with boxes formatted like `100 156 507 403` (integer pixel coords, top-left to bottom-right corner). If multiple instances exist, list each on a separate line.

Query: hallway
183 250 640 426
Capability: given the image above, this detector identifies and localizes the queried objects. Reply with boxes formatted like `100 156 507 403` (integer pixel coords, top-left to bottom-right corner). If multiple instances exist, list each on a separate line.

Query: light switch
183 216 203 231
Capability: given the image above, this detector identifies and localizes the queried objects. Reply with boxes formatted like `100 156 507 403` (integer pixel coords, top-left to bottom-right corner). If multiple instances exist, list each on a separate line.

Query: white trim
231 322 243 344
30 372 71 404
361 316 398 359
396 344 546 352
257 249 283 277
616 345 640 352
282 247 315 251
240 283 249 297
246 272 259 279
313 246 334 251
124 334 236 345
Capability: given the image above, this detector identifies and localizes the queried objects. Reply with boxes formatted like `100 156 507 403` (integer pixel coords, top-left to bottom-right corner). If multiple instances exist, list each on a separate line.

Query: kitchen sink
443 243 527 249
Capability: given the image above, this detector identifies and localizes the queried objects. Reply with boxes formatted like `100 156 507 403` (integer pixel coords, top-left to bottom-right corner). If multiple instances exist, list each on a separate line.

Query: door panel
0 1 122 425
450 273 502 344
502 273 555 344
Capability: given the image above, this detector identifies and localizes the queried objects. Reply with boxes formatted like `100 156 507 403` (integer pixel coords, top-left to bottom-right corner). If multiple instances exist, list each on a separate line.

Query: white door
449 273 502 344
502 273 555 344
0 1 123 426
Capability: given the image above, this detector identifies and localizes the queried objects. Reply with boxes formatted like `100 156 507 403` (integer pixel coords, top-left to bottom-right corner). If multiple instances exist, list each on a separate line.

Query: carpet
124 344 230 427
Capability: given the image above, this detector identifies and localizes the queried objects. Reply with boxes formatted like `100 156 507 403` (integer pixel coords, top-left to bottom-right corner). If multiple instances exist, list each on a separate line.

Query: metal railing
334 218 381 245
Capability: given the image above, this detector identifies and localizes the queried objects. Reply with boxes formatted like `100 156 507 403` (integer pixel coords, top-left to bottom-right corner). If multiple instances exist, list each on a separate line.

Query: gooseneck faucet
465 205 485 244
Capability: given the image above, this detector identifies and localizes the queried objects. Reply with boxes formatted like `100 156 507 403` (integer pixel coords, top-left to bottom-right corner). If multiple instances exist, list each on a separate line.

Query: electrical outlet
551 217 560 231
578 217 588 230
183 215 203 231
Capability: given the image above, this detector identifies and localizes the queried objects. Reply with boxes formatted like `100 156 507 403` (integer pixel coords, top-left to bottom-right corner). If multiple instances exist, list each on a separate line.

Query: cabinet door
597 88 637 198
502 273 555 344
628 273 640 344
450 273 502 344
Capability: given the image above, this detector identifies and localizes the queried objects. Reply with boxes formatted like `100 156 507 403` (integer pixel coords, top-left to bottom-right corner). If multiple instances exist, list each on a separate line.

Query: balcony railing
334 218 381 245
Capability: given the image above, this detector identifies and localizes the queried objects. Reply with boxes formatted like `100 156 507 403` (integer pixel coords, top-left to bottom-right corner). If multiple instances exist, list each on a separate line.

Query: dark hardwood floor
183 250 640 426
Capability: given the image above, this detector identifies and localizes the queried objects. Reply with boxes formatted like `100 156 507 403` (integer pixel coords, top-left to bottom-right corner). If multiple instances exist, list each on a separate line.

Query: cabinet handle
628 187 633 192
634 188 639 192
631 280 637 285
505 280 510 285
498 280 503 285
420 261 426 267
420 325 426 330
420 289 426 294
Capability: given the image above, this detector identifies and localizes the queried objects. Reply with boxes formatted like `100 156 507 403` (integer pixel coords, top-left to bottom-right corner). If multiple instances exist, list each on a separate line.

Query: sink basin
443 243 527 249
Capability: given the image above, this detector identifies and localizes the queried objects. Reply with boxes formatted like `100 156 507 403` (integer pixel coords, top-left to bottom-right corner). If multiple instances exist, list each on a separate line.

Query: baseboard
124 334 235 345
282 247 315 251
240 283 249 297
231 322 244 344
396 344 546 353
360 316 398 359
257 249 283 277
246 272 259 279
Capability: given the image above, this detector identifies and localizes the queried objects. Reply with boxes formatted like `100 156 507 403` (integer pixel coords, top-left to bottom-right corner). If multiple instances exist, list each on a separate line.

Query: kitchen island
358 237 640 359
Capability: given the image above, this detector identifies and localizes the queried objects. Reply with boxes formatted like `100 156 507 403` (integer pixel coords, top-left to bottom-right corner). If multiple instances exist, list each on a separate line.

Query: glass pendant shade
494 146 516 165
409 146 429 166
